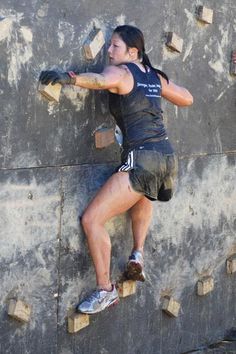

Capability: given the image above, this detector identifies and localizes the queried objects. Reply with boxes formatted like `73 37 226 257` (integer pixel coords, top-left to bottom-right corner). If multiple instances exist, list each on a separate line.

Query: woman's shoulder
104 65 134 95
102 64 130 81
104 64 129 74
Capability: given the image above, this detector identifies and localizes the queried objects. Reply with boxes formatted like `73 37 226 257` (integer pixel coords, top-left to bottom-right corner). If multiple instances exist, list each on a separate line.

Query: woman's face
108 33 138 65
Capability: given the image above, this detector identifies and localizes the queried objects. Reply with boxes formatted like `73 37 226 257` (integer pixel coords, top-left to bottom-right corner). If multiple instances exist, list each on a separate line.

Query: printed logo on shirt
137 82 161 98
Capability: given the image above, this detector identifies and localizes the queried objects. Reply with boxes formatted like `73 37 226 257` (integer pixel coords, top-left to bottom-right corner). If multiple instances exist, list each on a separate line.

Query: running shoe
125 250 146 282
76 284 119 314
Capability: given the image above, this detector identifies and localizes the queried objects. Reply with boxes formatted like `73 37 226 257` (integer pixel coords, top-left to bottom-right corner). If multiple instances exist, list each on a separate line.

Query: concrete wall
0 1 235 353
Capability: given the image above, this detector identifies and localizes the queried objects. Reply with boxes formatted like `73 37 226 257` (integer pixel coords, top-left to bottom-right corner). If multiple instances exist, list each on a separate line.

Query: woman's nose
107 45 112 54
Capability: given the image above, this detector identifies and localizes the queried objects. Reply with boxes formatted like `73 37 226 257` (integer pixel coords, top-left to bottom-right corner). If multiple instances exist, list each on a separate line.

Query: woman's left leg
129 197 153 254
124 197 153 282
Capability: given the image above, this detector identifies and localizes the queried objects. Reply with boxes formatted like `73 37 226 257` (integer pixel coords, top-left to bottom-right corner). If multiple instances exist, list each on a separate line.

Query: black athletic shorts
118 147 178 201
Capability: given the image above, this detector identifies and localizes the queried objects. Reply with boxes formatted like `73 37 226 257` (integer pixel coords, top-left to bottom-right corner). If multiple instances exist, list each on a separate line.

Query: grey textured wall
0 1 236 353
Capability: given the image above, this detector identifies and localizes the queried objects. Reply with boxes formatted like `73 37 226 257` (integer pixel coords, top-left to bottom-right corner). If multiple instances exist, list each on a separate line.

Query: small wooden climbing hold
8 299 32 323
95 127 115 149
38 82 62 102
226 254 236 274
68 313 90 333
196 6 214 24
197 276 214 296
230 50 236 76
162 296 180 317
117 280 136 298
166 32 183 53
83 28 105 60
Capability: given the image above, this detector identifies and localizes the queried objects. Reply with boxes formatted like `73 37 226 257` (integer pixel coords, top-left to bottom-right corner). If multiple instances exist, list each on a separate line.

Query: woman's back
109 62 172 153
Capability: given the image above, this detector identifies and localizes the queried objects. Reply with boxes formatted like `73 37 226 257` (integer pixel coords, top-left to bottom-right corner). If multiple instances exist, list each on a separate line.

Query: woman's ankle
97 282 112 291
132 247 144 255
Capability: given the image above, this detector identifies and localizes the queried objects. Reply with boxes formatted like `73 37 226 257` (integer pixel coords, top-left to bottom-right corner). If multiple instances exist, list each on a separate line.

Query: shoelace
86 290 101 302
129 252 143 261
129 254 136 260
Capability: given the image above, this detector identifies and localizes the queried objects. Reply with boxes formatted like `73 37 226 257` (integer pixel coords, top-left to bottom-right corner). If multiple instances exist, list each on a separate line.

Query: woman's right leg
81 171 144 290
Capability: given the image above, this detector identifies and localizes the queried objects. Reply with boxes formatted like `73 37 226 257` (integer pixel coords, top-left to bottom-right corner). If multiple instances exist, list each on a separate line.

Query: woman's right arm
39 66 127 92
73 66 126 90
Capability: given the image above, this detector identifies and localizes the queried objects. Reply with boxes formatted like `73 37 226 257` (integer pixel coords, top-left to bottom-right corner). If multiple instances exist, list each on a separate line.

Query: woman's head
108 25 145 65
113 25 145 59
108 24 169 82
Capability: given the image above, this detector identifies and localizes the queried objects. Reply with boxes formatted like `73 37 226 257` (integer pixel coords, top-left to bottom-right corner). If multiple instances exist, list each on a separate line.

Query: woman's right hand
39 70 75 85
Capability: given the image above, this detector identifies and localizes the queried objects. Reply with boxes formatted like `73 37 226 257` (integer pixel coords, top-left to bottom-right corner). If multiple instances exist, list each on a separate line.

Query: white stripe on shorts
118 150 134 172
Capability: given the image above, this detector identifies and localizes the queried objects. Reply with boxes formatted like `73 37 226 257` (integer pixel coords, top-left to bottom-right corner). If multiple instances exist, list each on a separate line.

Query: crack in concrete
0 150 236 172
56 170 64 348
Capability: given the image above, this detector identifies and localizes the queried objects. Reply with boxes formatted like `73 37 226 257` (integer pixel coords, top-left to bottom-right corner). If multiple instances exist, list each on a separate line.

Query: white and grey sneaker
125 250 146 282
76 284 119 314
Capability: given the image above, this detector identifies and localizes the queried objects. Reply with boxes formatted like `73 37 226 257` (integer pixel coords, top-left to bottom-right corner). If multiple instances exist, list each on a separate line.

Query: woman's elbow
185 93 194 106
179 92 194 107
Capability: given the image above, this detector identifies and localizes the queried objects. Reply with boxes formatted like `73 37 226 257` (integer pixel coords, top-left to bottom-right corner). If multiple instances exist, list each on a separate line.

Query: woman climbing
39 25 193 314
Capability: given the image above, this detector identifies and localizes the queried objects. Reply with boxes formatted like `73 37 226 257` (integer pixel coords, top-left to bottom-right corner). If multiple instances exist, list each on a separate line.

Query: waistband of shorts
134 140 174 154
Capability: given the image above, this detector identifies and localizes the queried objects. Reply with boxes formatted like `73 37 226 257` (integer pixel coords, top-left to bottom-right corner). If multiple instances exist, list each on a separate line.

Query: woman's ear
128 47 139 59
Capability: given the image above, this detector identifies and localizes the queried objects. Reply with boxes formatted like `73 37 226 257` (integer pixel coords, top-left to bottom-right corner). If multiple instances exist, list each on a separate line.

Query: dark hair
113 25 169 83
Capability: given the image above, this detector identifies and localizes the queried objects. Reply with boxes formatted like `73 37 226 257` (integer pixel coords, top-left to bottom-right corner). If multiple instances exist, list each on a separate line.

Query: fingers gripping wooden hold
165 32 183 53
8 299 32 323
38 82 62 102
83 29 105 60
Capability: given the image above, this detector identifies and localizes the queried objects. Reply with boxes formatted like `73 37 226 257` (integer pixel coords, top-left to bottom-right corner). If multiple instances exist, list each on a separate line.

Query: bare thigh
83 171 145 224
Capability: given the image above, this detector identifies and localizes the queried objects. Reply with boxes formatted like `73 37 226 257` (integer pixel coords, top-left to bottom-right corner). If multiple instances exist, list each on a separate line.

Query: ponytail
142 52 169 83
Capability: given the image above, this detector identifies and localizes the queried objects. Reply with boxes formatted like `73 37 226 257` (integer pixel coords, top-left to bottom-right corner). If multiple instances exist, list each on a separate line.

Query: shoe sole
126 261 145 282
108 298 119 308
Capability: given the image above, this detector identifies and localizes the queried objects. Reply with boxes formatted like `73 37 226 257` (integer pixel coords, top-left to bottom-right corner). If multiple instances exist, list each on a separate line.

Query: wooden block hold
38 82 62 102
83 29 105 60
197 276 214 296
162 297 180 318
226 254 236 274
230 50 236 76
197 6 214 24
166 32 183 53
68 313 90 333
8 299 31 323
95 128 115 149
118 280 136 298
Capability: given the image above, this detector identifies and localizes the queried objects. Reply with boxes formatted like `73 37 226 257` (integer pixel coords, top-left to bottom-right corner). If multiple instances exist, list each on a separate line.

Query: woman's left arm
159 76 193 107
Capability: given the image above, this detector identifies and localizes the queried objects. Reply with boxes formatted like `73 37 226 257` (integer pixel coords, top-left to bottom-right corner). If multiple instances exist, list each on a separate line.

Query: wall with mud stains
0 1 235 353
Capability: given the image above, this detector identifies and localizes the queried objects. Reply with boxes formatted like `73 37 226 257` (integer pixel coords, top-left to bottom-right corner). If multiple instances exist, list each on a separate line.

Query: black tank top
108 62 174 154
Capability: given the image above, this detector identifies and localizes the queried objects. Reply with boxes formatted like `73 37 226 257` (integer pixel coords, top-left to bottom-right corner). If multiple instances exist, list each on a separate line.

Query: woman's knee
81 209 103 234
81 210 93 233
